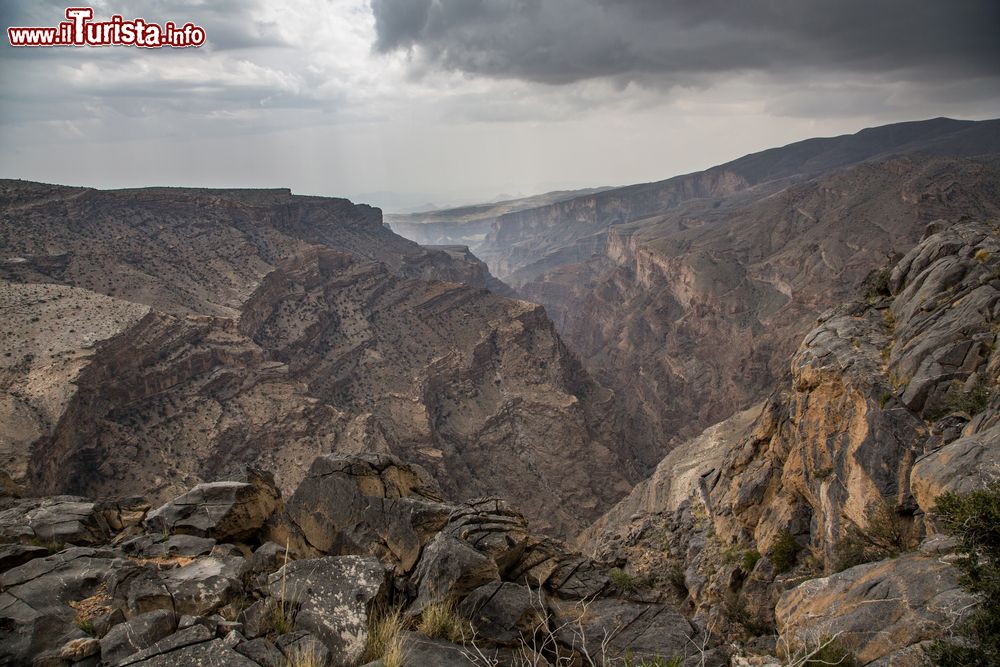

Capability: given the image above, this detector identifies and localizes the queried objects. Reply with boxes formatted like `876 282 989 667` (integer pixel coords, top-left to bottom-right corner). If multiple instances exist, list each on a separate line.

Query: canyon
2 117 1000 666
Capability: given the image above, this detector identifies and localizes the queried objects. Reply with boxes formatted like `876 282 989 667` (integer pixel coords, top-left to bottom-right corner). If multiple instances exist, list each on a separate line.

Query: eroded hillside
0 182 629 535
524 155 1000 468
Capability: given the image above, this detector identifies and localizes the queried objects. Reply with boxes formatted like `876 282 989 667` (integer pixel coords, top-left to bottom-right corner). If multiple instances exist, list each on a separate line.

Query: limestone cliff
584 219 1000 664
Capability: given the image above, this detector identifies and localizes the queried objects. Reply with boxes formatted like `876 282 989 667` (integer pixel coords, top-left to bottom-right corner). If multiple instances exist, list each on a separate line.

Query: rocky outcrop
775 550 972 666
144 468 281 542
0 452 708 666
585 219 1000 663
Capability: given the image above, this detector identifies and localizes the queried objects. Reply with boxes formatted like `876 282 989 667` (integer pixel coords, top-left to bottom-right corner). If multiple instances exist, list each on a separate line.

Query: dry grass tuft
415 600 473 644
361 606 409 667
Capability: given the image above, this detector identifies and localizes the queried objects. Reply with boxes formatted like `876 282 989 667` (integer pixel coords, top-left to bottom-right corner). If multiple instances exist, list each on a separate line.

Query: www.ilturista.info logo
7 7 206 48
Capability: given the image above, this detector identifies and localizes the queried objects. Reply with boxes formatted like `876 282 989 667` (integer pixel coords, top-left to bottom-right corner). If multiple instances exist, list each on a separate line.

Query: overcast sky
1 0 998 211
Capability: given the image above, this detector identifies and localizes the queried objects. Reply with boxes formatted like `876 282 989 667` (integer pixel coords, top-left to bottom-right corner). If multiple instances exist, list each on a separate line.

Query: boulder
234 637 286 667
275 453 451 573
399 631 497 666
144 468 281 542
108 567 175 618
122 534 218 559
409 533 500 614
126 639 257 666
458 582 545 646
776 553 975 664
267 555 389 664
551 598 697 664
0 496 112 545
115 625 255 665
100 609 177 665
160 555 247 616
444 497 610 599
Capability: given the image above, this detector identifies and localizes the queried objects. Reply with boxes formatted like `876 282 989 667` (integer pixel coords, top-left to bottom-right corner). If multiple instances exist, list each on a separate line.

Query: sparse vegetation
74 617 96 636
927 481 1000 666
284 641 327 667
835 498 909 572
865 268 892 301
925 375 995 421
610 567 644 593
778 633 858 667
740 548 761 573
415 600 472 643
28 536 64 554
770 530 802 574
361 606 409 667
723 590 772 637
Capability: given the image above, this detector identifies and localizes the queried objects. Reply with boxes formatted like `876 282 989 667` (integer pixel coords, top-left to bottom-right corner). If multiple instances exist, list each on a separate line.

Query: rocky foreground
0 451 720 666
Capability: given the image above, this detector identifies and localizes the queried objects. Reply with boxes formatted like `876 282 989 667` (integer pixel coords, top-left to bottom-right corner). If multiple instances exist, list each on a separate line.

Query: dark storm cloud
371 0 1000 85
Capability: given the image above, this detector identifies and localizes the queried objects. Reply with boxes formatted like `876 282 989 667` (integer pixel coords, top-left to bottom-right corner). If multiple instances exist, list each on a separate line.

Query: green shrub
770 530 801 574
723 590 772 637
926 376 995 421
927 481 1000 666
865 268 892 300
610 567 643 593
740 549 761 573
834 499 908 572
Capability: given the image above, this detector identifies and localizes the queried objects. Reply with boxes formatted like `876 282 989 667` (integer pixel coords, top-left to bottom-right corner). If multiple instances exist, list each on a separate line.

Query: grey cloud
371 0 1000 85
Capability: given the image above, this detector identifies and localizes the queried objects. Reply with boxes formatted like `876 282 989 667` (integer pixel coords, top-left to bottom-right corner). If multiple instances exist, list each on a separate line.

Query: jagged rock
144 469 281 542
551 598 700 665
274 453 451 574
160 555 247 616
125 638 257 666
409 533 500 614
0 496 112 546
0 542 49 572
238 599 273 639
458 582 545 646
100 609 177 665
108 567 174 618
234 637 286 667
115 625 257 665
775 553 974 664
97 497 151 533
444 497 611 599
267 555 389 663
0 547 126 665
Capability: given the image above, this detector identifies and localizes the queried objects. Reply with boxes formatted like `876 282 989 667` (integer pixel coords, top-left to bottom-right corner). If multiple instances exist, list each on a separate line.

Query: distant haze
1 0 998 211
